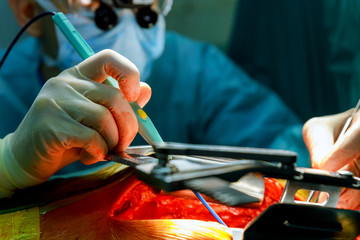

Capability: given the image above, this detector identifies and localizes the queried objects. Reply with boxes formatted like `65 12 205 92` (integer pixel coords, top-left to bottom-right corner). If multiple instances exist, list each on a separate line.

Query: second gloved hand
303 109 360 171
303 109 360 210
0 50 151 197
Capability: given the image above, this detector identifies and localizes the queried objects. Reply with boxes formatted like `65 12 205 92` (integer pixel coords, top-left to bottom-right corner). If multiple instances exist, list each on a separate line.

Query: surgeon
0 0 308 198
228 0 360 210
0 49 152 198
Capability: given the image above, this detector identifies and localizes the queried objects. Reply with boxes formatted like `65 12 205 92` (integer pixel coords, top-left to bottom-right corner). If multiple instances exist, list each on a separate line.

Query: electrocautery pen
50 12 226 227
52 12 163 146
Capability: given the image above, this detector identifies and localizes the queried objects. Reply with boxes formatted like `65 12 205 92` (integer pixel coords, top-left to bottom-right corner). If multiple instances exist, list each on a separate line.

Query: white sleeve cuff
0 134 44 198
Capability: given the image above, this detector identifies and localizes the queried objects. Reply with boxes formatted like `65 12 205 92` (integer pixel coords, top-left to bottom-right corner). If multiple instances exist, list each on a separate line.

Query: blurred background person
228 0 360 122
228 0 360 209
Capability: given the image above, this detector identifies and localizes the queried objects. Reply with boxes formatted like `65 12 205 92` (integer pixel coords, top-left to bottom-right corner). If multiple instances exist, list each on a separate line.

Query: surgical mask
38 0 166 82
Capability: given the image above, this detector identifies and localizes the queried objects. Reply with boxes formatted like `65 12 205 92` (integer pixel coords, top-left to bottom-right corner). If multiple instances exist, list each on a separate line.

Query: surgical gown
228 0 360 121
0 31 310 174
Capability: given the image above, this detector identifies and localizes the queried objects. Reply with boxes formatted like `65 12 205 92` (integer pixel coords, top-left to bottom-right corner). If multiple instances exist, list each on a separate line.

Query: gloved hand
0 49 151 198
303 109 360 210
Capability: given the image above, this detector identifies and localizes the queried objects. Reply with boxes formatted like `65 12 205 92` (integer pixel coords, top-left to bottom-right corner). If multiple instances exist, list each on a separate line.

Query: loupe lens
136 6 158 28
95 2 118 30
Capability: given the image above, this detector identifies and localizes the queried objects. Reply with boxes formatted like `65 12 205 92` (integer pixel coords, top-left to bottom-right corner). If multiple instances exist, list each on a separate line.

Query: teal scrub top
228 0 360 121
323 0 360 113
0 31 310 176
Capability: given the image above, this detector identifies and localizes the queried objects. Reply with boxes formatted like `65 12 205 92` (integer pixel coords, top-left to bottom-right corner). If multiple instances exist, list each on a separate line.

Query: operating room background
0 0 238 52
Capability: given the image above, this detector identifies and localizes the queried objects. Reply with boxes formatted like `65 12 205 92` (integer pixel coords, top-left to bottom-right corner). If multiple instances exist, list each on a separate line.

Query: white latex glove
303 109 360 210
0 49 151 198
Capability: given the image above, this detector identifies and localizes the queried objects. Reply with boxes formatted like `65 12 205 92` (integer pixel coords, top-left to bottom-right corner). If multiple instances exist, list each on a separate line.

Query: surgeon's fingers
302 110 352 170
58 97 119 151
303 118 336 169
75 49 140 102
61 123 108 165
137 82 152 108
318 113 360 172
67 78 138 152
42 115 108 170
